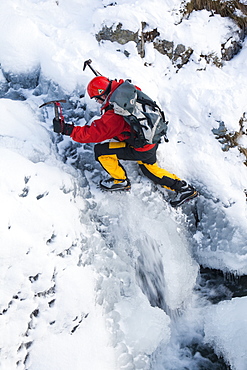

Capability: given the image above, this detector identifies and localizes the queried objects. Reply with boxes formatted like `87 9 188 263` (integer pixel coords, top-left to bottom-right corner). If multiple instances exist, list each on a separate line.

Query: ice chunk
204 297 247 370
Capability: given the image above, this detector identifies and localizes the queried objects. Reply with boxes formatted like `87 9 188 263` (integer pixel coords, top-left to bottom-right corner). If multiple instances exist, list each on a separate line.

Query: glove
53 118 62 133
53 118 74 136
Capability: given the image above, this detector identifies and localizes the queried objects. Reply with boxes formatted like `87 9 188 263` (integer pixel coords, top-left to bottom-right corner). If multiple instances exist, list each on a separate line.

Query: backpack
109 80 168 148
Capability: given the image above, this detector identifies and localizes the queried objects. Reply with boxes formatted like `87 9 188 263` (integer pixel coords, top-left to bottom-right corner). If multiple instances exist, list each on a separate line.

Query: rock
96 23 139 45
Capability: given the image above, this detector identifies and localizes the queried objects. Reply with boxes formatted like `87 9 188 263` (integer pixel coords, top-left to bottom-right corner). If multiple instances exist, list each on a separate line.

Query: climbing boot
170 181 198 207
100 177 131 191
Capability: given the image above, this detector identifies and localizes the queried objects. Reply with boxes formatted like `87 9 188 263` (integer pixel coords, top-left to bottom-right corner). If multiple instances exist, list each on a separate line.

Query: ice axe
83 59 102 77
39 99 66 121
39 99 67 132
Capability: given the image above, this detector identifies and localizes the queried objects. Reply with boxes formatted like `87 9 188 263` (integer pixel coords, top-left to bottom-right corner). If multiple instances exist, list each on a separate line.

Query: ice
204 297 247 370
28 266 117 370
1 0 247 369
115 291 171 355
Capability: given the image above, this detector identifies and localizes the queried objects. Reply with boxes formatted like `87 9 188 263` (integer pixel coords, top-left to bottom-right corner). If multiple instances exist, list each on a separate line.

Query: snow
204 297 247 370
115 292 171 355
0 0 247 369
29 266 117 370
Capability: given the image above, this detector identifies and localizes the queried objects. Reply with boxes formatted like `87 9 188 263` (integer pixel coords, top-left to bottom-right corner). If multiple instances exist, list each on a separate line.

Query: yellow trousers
95 142 181 191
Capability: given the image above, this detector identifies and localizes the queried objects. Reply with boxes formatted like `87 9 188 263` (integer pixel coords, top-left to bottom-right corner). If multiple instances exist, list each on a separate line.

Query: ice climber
52 76 198 207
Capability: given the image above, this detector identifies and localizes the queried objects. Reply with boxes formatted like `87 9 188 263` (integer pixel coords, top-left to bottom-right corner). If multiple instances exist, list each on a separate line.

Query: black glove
53 118 62 133
53 118 74 136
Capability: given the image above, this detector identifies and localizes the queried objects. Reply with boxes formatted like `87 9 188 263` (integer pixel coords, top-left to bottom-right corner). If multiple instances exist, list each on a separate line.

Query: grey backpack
109 80 168 148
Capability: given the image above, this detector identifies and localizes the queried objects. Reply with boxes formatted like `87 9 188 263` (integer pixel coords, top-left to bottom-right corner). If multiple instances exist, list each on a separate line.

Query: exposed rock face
153 39 174 59
185 0 247 31
153 40 193 69
184 0 247 62
96 23 139 45
212 115 247 166
95 1 247 68
221 37 243 61
96 23 194 69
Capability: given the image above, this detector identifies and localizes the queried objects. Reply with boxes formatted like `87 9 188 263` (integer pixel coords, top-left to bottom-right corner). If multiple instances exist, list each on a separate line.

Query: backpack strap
136 91 166 122
123 115 148 148
104 104 114 112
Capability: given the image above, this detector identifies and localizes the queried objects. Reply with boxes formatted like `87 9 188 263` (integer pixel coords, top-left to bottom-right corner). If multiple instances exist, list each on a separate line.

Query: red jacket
71 79 155 152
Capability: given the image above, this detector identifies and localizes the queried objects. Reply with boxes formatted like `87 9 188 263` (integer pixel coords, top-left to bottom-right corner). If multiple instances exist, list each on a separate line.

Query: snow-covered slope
1 0 247 369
